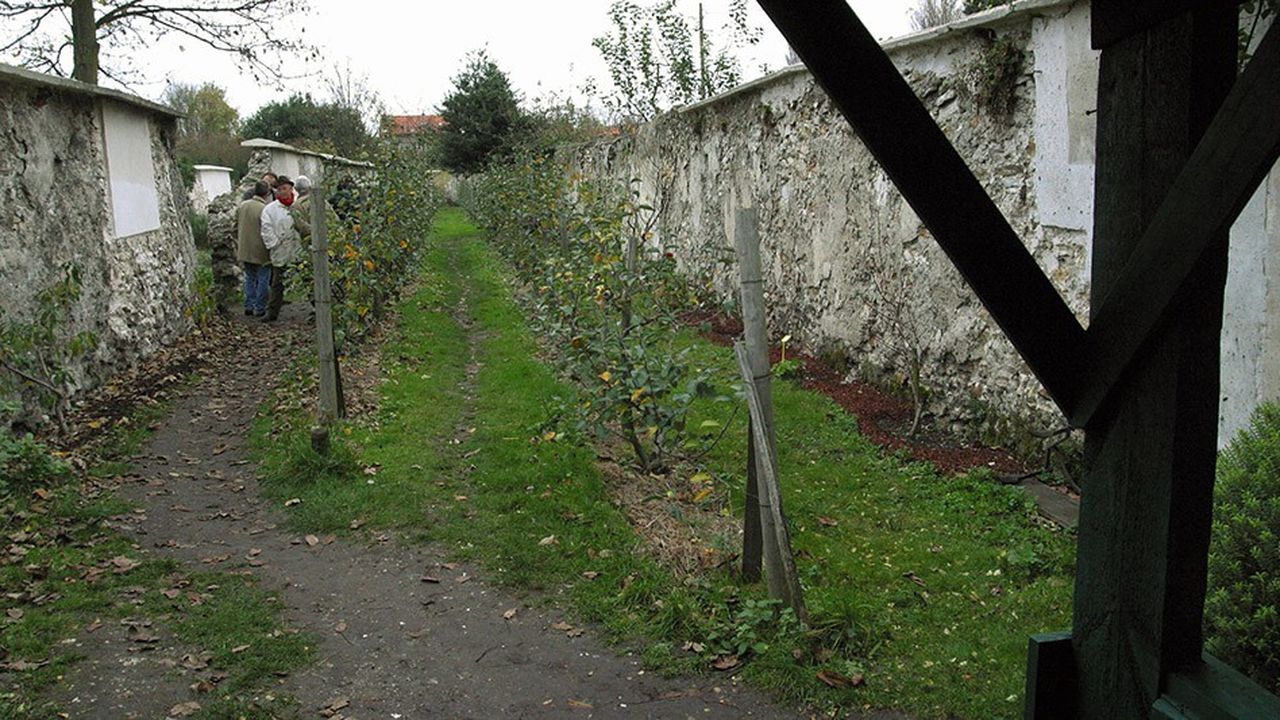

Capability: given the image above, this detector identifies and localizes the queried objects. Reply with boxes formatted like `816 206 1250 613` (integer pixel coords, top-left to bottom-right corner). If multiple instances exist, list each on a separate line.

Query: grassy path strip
257 207 1075 719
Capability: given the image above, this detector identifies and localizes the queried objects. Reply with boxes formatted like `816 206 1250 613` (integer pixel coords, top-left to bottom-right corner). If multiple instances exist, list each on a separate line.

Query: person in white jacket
260 176 303 322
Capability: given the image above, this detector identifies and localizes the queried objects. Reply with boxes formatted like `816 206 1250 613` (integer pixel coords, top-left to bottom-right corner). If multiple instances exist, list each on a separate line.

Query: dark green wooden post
1071 7 1236 718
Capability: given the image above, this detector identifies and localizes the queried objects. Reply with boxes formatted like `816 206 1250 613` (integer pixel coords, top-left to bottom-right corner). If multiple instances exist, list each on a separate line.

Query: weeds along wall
567 1 1098 443
0 64 196 423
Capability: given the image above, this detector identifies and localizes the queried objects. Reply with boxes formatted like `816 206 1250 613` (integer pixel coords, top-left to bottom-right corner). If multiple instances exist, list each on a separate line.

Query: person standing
292 175 314 243
260 176 302 322
235 180 272 316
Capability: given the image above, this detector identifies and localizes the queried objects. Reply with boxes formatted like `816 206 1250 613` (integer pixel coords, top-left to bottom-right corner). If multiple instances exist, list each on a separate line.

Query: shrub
465 153 729 473
189 208 210 249
1205 402 1280 693
290 140 442 348
0 423 69 497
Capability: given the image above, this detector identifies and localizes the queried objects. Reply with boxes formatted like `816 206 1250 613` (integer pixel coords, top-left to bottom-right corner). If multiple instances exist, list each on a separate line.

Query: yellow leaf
598 371 612 383
630 387 647 403
692 488 713 503
690 472 713 485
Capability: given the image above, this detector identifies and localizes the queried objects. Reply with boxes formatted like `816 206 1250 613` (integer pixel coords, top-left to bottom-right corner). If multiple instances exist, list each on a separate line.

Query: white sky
21 1 919 119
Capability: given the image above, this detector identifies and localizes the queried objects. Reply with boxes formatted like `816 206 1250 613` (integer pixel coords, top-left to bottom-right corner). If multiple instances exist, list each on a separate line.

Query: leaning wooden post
311 183 344 424
734 208 775 589
735 341 807 623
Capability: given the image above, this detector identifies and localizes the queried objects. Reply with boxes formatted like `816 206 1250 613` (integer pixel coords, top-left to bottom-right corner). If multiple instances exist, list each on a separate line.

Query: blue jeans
243 262 270 313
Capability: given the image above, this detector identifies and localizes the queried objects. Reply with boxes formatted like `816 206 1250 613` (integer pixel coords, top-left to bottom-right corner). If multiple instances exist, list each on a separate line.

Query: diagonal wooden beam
1091 0 1248 49
1071 23 1280 428
756 0 1087 416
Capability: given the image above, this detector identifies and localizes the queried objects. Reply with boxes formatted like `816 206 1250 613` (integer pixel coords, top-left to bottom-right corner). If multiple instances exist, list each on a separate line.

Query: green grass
254 207 1075 719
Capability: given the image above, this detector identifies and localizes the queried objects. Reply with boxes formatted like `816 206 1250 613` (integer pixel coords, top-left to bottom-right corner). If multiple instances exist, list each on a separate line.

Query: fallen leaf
816 669 865 689
441 562 461 571
305 535 320 547
818 517 839 527
168 701 201 717
581 571 599 580
551 621 574 632
420 574 441 584
568 699 593 710
110 555 141 573
85 619 103 633
502 608 518 620
363 466 380 476
682 641 706 653
284 498 302 507
230 644 249 654
713 655 740 671
31 488 52 501
692 487 713 503
334 622 347 634
538 535 558 546
5 608 22 620
190 680 216 693
179 654 208 670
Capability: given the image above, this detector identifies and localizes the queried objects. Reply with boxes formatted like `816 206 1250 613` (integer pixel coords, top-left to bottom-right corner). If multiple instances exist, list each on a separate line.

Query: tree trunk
71 0 99 84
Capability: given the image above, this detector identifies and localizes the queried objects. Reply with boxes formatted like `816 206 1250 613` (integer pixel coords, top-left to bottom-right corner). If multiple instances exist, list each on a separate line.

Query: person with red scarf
260 176 302 322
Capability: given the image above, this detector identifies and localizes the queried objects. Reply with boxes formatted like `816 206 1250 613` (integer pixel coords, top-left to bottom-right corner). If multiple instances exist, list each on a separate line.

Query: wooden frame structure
755 1 1280 716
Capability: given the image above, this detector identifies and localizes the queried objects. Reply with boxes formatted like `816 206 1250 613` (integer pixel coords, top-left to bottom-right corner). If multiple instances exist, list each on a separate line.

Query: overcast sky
24 1 920 119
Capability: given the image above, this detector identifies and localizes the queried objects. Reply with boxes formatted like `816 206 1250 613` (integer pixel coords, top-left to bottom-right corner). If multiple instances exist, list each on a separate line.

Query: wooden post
735 341 807 623
734 208 777 592
1069 7 1236 717
311 183 344 423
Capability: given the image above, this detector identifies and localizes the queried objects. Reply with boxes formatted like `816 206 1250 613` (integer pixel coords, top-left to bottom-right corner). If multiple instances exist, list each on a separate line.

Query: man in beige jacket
235 180 272 316
260 176 303 322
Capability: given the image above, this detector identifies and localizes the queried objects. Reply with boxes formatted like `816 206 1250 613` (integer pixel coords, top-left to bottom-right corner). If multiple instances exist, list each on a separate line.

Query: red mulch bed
682 310 1026 476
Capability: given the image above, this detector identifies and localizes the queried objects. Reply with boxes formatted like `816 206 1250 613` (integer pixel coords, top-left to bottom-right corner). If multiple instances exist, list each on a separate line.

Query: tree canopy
0 0 313 85
590 0 760 122
437 50 531 174
241 94 372 159
162 82 246 187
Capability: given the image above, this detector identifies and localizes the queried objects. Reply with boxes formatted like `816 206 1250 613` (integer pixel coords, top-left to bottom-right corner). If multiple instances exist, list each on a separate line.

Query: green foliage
189 208 210 248
438 50 532 174
0 265 98 430
590 0 760 121
961 33 1025 118
0 423 68 497
289 141 442 348
466 156 725 473
187 249 219 328
772 358 803 380
1206 403 1280 694
163 82 240 138
240 94 371 158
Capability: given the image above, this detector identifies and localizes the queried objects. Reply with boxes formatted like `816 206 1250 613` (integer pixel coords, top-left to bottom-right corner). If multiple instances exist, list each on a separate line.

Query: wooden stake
311 184 344 422
734 208 769 583
735 341 807 623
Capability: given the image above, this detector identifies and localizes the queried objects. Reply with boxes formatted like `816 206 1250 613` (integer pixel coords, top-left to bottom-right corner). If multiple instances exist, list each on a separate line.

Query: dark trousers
266 265 286 319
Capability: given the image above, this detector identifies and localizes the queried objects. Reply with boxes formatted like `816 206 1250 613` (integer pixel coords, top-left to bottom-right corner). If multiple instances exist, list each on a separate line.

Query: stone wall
568 0 1097 444
0 64 195 419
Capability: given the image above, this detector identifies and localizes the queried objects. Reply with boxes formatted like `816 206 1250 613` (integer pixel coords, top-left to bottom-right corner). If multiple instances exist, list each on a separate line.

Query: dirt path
54 295 810 718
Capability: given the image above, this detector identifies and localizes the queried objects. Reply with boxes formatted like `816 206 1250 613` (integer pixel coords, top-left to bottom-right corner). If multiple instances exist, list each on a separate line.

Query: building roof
383 114 446 135
0 62 182 118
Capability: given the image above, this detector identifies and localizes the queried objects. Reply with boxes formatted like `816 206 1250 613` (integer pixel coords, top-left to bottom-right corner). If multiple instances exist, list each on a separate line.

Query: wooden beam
756 0 1086 417
1070 6 1236 717
1070 23 1280 427
1091 0 1247 49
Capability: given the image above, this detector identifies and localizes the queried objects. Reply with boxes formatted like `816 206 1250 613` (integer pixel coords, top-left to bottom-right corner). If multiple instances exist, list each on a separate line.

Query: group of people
234 172 313 321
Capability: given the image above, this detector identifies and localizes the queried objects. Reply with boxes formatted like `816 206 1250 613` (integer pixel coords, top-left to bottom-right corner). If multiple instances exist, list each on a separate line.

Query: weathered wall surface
570 0 1279 447
0 67 195 415
570 1 1097 444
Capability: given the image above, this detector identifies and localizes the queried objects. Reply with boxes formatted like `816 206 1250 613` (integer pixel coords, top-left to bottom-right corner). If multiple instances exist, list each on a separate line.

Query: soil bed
681 310 1026 476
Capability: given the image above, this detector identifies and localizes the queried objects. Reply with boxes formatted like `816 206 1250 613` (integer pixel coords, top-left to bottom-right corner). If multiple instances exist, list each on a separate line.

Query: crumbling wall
568 2 1096 443
0 72 194 418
